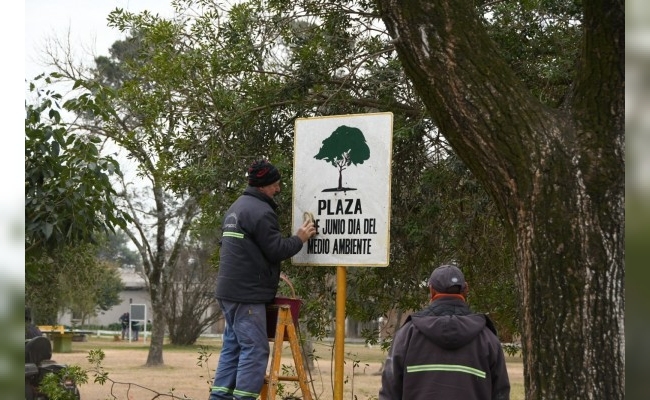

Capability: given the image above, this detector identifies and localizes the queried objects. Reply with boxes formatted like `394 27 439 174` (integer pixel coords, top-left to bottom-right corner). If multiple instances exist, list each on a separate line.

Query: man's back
379 297 510 400
215 187 303 304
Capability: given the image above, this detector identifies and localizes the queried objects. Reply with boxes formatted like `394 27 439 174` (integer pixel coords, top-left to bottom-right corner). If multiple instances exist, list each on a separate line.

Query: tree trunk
376 0 624 398
144 186 199 364
146 289 166 366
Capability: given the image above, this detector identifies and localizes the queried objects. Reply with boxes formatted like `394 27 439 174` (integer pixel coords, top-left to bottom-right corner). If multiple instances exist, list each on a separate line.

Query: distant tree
314 125 370 191
26 251 64 325
61 250 124 326
96 230 142 270
93 265 125 313
44 9 210 365
166 237 222 345
25 78 129 324
26 242 123 326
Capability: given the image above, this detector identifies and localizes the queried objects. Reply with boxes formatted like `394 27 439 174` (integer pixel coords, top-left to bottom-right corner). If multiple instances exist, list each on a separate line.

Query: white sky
25 0 174 81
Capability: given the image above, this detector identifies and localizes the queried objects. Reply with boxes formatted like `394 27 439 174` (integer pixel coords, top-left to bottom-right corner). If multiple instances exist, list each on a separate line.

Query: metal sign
130 304 146 321
292 112 393 267
129 303 147 343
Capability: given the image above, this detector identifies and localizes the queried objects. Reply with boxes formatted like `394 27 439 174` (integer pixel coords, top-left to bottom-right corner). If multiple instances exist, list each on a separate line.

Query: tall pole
334 265 347 400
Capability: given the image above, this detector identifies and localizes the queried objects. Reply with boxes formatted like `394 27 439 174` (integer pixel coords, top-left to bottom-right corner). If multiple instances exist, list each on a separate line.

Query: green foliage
98 0 520 341
25 76 128 258
38 365 86 400
55 0 583 344
26 243 124 325
96 230 142 269
93 265 125 313
481 0 582 106
196 345 214 386
86 349 109 385
502 343 522 357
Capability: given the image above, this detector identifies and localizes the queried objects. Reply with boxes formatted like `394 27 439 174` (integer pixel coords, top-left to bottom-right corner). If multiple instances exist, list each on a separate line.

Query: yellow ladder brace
261 305 312 400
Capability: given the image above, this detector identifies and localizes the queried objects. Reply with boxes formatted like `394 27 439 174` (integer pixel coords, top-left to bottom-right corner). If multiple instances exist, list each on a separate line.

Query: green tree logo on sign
314 125 370 192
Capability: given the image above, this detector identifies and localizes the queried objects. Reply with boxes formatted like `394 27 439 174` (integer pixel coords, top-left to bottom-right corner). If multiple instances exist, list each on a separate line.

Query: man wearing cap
379 264 510 400
209 159 316 400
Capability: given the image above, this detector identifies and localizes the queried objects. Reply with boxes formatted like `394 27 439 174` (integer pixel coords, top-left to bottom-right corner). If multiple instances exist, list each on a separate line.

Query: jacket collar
244 186 278 210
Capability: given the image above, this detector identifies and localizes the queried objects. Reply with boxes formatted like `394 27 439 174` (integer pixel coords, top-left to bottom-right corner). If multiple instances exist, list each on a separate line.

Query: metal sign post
334 266 347 398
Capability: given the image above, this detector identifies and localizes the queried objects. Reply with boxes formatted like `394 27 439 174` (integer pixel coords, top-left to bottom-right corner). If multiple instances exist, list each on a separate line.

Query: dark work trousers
208 300 269 400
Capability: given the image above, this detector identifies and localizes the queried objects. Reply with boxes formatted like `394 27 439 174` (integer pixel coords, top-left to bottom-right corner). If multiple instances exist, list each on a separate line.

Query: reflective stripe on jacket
379 297 510 400
215 186 303 304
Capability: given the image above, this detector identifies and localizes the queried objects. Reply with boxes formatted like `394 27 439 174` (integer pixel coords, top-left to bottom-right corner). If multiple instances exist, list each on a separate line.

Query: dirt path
53 339 523 400
56 348 386 400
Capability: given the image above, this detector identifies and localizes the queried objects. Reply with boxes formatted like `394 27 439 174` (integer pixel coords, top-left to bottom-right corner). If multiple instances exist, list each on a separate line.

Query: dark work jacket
25 323 43 339
379 297 510 400
215 186 304 304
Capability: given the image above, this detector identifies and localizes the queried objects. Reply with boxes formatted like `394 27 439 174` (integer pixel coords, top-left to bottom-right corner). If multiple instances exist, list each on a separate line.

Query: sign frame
291 112 393 267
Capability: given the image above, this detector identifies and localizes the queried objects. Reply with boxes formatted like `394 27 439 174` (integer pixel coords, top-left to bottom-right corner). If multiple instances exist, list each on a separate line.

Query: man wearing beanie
379 264 510 400
209 159 316 400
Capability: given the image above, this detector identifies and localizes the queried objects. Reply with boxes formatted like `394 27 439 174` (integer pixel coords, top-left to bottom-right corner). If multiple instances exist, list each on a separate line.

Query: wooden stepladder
261 305 312 400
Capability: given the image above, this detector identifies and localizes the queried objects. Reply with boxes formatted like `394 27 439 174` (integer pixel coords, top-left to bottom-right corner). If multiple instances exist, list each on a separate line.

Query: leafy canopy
25 75 129 257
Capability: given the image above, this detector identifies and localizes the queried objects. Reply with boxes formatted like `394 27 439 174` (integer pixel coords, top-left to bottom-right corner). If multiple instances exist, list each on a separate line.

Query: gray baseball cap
428 264 466 293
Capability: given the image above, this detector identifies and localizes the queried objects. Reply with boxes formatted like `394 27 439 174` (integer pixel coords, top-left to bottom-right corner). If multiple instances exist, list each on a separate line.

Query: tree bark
376 0 624 398
146 291 167 366
121 178 199 365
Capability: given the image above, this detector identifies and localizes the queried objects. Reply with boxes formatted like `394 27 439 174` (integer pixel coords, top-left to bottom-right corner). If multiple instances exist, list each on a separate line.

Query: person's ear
429 286 436 301
462 282 469 296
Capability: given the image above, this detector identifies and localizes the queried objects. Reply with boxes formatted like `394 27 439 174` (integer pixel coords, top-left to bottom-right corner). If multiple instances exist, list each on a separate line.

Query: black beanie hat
248 159 281 187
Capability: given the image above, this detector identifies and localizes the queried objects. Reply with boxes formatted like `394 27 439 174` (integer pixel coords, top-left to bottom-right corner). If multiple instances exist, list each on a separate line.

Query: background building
58 267 150 328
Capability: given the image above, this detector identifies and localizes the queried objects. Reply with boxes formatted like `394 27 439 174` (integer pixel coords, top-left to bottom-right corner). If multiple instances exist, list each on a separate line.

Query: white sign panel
292 112 393 267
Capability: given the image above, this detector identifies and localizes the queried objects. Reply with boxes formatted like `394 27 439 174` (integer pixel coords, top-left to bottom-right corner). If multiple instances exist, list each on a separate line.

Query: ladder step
265 375 300 382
